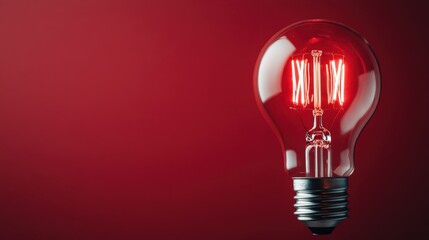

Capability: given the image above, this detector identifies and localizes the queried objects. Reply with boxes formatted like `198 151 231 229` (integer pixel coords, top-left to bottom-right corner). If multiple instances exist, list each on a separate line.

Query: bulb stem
306 109 332 177
311 50 323 109
312 109 324 129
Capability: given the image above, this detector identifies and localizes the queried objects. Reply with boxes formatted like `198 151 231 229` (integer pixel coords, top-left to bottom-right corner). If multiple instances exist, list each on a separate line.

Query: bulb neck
293 177 349 235
306 109 331 145
312 109 324 128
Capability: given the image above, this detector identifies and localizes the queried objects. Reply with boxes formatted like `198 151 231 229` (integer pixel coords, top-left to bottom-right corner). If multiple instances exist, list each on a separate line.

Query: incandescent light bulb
254 20 381 235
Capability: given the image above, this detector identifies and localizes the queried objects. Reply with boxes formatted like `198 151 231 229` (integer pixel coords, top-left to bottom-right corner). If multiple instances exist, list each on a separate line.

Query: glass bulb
254 20 381 235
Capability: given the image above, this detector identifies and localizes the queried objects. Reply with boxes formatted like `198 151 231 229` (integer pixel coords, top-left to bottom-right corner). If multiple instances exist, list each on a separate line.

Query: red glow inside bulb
255 20 380 178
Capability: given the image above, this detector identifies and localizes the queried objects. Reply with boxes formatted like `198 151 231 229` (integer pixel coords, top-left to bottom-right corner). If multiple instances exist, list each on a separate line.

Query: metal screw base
293 177 349 235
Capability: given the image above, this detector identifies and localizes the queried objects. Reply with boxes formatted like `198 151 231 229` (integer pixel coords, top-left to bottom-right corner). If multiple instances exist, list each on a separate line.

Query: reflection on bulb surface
254 20 381 235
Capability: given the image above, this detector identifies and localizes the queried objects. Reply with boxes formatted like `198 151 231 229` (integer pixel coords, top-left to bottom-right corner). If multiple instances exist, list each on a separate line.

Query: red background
0 0 427 239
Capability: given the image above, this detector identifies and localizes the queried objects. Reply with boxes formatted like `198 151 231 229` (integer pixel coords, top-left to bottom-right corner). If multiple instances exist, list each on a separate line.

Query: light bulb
254 20 381 235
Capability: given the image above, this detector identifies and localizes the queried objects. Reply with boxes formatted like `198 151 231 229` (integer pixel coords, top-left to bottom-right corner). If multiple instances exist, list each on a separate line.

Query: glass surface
255 20 381 177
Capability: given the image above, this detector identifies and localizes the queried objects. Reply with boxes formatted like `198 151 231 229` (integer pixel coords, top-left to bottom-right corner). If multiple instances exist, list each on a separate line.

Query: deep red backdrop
0 0 428 239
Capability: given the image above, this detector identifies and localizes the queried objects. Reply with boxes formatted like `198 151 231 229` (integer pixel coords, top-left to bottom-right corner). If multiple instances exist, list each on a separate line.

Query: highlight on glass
254 19 381 235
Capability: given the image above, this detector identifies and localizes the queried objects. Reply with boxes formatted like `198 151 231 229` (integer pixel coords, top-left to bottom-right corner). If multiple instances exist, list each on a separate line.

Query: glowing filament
292 55 345 107
328 59 345 105
291 59 309 106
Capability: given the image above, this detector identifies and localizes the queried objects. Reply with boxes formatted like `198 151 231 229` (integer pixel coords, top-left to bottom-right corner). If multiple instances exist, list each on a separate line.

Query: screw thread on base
293 177 349 235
